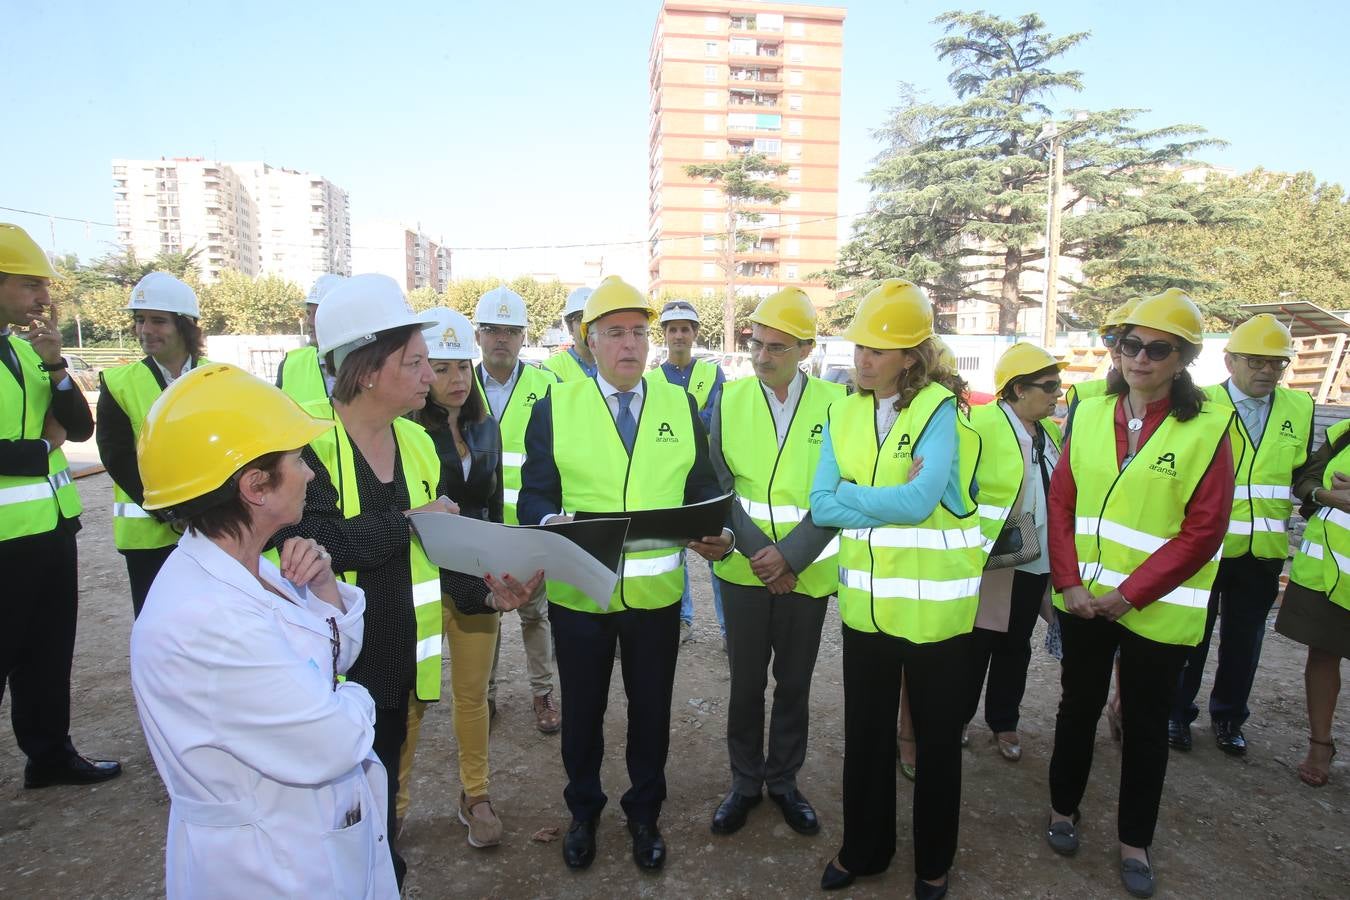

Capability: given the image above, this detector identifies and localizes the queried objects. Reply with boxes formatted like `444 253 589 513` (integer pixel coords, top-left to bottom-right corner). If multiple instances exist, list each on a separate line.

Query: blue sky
5 0 1348 276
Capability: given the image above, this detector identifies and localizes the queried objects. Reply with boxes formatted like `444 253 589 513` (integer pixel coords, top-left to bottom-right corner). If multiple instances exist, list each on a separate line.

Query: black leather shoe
711 790 761 835
628 820 666 871
770 788 819 835
24 754 122 789
821 859 855 890
1167 720 1192 752
1214 721 1247 756
562 818 597 869
915 874 949 900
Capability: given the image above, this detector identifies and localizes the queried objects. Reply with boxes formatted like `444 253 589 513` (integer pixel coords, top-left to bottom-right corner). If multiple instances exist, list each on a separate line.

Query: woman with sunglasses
1063 297 1140 429
811 280 981 899
964 343 1066 763
1044 288 1234 898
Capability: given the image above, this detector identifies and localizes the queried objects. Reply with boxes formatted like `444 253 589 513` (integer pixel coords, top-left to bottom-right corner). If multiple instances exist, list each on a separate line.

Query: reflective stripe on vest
1204 383 1310 559
277 345 329 405
712 375 845 597
103 359 205 550
1289 419 1350 611
548 378 695 613
1055 395 1232 645
0 336 81 541
830 383 982 643
302 400 444 700
476 362 558 525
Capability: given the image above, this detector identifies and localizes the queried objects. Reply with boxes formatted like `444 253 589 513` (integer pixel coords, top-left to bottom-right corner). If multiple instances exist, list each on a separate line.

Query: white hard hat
126 272 200 319
422 307 479 361
306 273 346 306
659 299 700 325
474 286 528 327
315 273 438 364
563 287 593 319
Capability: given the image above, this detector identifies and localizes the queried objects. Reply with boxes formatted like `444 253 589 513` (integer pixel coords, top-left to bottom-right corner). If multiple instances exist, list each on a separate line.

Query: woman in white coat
129 363 399 899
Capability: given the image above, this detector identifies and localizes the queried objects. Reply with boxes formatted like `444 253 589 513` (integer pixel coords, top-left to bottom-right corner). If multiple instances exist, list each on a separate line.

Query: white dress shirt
480 362 521 420
761 370 805 449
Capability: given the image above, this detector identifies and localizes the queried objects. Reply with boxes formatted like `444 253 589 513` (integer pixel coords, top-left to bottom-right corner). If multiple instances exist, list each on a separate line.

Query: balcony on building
727 111 782 132
729 65 780 84
728 86 779 108
728 137 782 158
730 35 782 59
729 12 783 33
735 261 778 279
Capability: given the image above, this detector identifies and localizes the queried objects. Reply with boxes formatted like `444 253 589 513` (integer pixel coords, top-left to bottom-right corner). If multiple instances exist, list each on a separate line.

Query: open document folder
410 513 629 611
574 492 736 552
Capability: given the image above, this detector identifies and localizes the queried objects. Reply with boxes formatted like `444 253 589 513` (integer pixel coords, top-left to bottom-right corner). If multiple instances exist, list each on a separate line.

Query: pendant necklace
1124 395 1143 433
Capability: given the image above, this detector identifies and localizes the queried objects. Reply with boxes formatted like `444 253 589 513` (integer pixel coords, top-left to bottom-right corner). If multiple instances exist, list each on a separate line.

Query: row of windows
704 139 804 161
701 236 803 256
704 90 805 110
698 262 801 280
700 189 802 208
702 14 803 36
702 114 806 136
704 66 807 86
702 41 807 63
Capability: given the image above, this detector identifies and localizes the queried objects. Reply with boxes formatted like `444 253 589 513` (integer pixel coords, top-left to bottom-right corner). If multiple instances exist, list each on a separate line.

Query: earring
365 383 374 389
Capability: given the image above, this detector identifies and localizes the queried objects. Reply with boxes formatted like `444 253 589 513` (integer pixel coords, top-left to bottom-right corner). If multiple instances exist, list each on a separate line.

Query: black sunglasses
1118 336 1179 362
1232 353 1290 372
1021 378 1062 394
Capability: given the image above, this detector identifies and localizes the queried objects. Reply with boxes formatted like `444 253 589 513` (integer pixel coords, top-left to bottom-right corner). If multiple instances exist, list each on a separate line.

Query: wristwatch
38 357 68 372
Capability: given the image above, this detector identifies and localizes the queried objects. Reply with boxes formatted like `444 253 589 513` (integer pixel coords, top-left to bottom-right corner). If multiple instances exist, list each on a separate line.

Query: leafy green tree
508 277 569 343
407 286 446 313
829 11 1238 334
445 278 504 318
199 271 304 335
685 153 789 350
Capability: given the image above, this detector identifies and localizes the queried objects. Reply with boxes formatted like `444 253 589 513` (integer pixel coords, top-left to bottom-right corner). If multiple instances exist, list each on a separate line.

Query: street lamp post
1041 123 1065 348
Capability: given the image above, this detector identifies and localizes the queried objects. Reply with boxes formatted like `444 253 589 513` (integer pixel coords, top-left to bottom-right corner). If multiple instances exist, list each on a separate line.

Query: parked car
65 353 100 392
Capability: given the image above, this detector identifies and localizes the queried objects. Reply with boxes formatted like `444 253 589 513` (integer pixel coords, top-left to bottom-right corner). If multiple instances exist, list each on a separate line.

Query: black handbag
986 505 1040 569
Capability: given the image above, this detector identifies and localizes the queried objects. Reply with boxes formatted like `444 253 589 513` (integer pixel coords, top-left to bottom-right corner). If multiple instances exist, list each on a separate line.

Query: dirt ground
2 472 1347 898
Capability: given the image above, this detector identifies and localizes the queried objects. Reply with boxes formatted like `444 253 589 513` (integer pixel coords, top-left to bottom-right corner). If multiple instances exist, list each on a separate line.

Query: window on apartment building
786 144 802 161
790 22 805 37
730 37 755 56
788 45 804 62
704 91 718 107
785 264 799 280
789 69 804 86
703 189 719 206
702 236 718 252
704 65 718 82
704 114 721 131
787 168 801 184
788 119 803 136
703 140 719 158
788 94 803 111
705 41 719 57
702 262 717 277
705 15 720 31
753 138 780 154
702 213 718 230
785 238 800 256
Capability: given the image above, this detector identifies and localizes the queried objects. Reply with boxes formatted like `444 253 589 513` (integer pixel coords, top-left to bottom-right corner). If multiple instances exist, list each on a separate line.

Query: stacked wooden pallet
1287 334 1347 403
1059 346 1111 385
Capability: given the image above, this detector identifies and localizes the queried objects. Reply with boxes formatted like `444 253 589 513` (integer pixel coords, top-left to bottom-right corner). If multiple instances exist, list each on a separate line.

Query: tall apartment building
111 158 351 287
648 1 844 306
351 221 452 294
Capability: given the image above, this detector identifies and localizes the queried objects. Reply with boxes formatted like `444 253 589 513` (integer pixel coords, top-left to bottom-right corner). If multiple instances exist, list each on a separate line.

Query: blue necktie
615 391 637 454
1239 398 1264 446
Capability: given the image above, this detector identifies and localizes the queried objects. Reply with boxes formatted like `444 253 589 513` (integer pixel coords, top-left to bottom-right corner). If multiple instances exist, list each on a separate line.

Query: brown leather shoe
534 692 561 734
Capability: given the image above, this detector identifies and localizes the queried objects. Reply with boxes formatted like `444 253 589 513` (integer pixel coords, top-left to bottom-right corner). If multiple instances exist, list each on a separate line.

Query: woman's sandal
1298 737 1337 787
897 736 917 783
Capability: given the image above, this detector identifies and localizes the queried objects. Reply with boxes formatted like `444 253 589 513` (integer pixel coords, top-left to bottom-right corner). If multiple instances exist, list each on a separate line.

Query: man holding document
518 275 732 874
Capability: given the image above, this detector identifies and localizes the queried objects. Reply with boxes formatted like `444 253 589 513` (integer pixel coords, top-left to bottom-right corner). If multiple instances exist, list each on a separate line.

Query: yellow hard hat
1123 288 1205 345
137 363 332 513
1102 297 1142 332
580 276 654 340
841 279 934 350
932 336 957 372
0 224 59 279
1226 313 1295 359
994 342 1069 393
749 287 816 341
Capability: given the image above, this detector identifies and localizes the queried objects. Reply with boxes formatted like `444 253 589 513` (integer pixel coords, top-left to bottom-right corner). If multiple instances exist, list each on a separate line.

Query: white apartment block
351 221 451 294
112 157 350 286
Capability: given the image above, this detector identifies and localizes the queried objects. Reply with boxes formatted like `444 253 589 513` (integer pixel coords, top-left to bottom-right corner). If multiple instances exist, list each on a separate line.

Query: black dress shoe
628 820 666 871
1214 721 1247 756
562 818 597 869
915 874 949 900
711 790 761 835
821 859 855 890
1167 720 1192 752
24 754 122 789
770 788 819 835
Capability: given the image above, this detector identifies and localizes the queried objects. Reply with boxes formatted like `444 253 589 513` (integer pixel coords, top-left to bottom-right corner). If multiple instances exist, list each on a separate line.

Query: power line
0 203 860 254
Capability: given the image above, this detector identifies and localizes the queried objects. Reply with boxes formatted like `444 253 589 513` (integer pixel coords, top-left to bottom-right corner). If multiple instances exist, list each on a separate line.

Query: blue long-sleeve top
809 400 968 528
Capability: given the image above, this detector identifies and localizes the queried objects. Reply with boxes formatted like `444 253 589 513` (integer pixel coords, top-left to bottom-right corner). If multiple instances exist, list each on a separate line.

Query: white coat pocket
320 808 376 900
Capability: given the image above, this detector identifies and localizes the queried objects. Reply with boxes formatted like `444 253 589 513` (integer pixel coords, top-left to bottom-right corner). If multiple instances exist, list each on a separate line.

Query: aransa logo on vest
891 433 913 459
1149 451 1178 477
809 423 824 445
656 421 680 444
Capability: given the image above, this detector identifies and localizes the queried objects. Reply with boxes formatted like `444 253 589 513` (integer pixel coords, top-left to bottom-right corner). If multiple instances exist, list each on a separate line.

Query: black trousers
121 545 177 618
0 527 80 767
550 599 680 825
718 578 828 796
839 624 971 882
966 570 1049 733
373 696 410 887
1049 610 1189 848
1171 553 1282 728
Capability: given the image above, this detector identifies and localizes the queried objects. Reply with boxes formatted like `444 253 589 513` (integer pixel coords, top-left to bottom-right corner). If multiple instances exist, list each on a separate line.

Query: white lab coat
131 530 398 900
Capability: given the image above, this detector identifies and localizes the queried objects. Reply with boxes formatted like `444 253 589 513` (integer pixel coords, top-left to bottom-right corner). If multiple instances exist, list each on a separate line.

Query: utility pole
1041 124 1065 348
